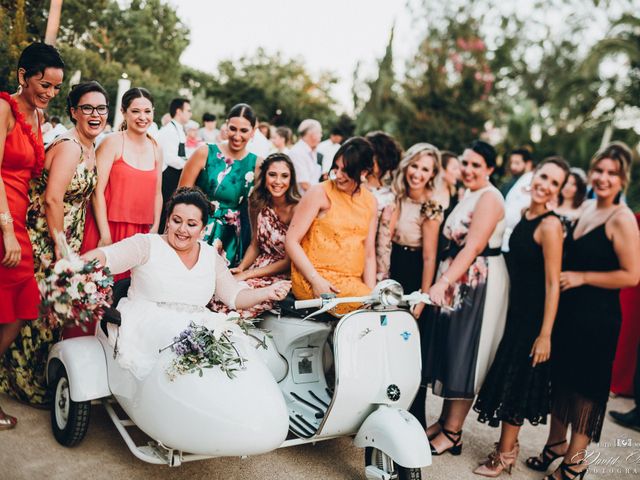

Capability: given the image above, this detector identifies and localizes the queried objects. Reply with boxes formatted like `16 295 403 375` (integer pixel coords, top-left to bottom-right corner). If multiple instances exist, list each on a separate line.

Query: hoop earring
16 84 23 95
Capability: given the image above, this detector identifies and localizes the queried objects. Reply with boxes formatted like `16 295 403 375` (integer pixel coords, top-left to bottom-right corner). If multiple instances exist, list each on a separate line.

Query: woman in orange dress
80 87 162 272
286 137 377 313
0 43 64 419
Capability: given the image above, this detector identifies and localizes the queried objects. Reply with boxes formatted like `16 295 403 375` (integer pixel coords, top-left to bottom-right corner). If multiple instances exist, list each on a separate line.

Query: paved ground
1 393 639 480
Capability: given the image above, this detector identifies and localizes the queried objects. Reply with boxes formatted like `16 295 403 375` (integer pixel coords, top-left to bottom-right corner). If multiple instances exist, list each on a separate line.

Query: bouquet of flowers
39 232 113 331
163 321 247 381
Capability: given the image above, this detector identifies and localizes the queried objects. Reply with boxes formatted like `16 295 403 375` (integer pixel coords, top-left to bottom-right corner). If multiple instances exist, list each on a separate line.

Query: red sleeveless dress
81 136 157 268
0 93 44 324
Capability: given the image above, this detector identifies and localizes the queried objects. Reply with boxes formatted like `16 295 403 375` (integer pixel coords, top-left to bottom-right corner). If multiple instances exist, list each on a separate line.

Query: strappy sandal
545 461 588 480
0 406 17 431
429 428 462 456
427 418 444 441
526 439 567 471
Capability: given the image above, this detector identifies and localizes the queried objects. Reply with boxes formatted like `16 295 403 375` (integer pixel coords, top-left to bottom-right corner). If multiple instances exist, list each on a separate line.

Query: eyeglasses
76 104 109 116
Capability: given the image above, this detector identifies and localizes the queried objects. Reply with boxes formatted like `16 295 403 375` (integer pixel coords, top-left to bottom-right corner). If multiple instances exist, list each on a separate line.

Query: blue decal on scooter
380 314 388 326
400 331 411 341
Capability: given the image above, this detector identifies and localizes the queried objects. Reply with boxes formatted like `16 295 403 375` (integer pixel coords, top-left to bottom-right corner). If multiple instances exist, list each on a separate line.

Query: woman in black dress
472 157 569 477
528 142 640 480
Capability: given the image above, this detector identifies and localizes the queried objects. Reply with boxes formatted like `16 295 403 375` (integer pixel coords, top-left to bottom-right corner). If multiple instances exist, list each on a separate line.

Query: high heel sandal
429 428 462 456
473 443 519 477
0 406 17 431
545 461 588 480
526 439 567 471
426 418 444 441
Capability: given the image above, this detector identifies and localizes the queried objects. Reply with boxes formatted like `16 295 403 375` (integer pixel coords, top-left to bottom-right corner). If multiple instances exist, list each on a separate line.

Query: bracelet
0 212 13 226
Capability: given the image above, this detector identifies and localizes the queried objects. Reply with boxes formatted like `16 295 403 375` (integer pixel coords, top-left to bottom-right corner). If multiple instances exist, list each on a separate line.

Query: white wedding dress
99 234 247 379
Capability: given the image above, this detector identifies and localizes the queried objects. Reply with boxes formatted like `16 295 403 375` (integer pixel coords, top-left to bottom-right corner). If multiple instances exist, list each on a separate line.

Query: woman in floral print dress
210 153 299 319
180 103 262 267
424 140 509 456
0 81 107 405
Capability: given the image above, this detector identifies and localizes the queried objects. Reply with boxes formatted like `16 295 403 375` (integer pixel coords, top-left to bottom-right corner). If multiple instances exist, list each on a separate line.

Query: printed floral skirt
0 319 61 406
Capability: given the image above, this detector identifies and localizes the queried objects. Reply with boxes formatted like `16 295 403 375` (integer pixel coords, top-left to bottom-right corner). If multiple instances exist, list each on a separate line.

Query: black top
553 222 621 404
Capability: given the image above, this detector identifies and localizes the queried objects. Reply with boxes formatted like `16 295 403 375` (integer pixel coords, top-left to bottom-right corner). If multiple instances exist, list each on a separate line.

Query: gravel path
2 393 639 479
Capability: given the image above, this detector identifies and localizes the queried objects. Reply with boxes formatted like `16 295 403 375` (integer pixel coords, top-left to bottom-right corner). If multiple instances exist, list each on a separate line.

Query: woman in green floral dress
0 82 106 405
180 103 261 266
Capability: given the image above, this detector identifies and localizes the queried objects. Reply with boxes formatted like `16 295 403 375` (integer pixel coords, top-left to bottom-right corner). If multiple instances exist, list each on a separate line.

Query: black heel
429 428 463 456
526 439 567 471
545 461 587 480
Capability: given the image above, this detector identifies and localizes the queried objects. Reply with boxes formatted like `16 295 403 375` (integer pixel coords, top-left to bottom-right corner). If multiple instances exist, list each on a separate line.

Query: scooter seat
278 294 335 322
100 278 130 336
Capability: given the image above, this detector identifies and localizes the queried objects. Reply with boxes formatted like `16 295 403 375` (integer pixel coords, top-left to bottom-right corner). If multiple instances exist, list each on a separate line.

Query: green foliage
204 49 339 129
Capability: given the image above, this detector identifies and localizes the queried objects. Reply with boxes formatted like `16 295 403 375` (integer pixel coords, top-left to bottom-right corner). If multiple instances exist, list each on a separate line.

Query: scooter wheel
50 363 91 447
364 447 422 480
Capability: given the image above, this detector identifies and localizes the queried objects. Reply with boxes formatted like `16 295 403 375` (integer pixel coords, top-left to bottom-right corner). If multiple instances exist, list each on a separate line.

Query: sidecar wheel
364 447 422 480
50 364 91 447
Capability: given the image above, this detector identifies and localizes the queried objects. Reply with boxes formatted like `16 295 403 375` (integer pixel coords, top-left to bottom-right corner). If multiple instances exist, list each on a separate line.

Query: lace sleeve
98 234 151 275
376 203 395 281
421 200 444 221
213 252 248 309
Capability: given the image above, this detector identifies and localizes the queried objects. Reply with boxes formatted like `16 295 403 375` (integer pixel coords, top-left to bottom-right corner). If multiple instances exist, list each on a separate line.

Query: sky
170 0 418 112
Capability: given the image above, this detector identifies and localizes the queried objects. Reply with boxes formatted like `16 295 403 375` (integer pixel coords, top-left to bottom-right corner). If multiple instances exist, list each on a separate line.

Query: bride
83 187 291 378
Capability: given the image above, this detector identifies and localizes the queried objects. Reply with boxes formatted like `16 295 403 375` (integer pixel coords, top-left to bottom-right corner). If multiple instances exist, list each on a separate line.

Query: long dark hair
559 168 587 209
251 153 300 213
330 137 374 194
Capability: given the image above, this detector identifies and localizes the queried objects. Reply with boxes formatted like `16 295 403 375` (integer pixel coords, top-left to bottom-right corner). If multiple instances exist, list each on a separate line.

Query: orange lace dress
291 180 375 313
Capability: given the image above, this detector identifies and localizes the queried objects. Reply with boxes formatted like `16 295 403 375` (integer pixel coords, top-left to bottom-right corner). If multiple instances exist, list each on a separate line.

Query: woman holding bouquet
83 187 290 379
0 81 109 407
0 43 64 419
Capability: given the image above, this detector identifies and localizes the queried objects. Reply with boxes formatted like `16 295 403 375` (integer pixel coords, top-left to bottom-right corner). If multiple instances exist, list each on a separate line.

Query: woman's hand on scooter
411 302 425 319
311 276 340 298
265 280 291 301
427 281 448 307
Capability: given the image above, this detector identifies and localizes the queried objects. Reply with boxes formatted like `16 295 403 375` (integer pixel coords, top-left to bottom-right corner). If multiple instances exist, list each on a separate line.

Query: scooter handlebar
294 298 324 309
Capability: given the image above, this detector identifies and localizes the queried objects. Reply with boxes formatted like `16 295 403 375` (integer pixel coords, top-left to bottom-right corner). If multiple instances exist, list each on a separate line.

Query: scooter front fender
354 405 432 468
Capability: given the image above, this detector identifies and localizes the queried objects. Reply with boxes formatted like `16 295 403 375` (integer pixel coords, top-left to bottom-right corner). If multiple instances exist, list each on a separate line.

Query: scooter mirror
373 280 404 307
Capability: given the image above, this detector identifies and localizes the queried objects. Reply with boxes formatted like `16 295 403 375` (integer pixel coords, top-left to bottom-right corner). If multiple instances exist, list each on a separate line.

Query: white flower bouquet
39 232 114 331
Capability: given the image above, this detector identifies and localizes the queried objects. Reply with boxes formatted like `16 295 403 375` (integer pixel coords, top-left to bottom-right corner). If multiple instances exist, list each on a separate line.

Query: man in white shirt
247 123 272 158
43 116 67 145
156 98 192 231
501 150 535 252
317 127 345 174
289 119 322 193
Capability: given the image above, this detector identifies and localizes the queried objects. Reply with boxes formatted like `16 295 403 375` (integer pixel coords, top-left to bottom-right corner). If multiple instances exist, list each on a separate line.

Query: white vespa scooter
47 280 432 479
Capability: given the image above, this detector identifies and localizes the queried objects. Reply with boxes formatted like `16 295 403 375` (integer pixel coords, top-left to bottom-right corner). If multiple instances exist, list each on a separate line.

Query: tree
355 27 402 136
205 49 339 129
396 11 495 151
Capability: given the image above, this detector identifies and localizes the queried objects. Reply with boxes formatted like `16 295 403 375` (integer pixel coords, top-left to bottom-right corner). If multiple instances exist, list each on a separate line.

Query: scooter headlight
373 280 404 307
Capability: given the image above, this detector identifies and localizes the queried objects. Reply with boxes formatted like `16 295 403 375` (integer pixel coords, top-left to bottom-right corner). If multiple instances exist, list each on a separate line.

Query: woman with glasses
81 87 162 280
2 80 107 407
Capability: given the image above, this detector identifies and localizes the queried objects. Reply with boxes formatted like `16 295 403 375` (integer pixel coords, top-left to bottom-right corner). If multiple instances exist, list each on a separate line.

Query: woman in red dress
0 43 64 427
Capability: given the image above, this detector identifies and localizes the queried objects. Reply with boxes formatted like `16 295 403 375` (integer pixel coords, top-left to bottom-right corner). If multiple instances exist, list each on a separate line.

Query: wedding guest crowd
1 43 640 480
